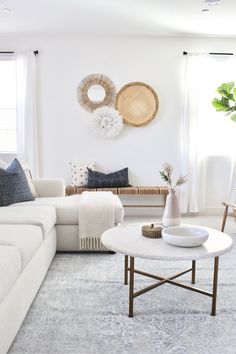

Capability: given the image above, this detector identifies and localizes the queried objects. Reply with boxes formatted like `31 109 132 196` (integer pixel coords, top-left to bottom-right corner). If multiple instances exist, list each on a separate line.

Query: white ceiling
0 0 236 37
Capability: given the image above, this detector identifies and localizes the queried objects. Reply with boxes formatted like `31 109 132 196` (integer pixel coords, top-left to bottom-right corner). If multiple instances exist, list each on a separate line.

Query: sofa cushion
0 159 34 206
13 196 79 225
0 206 56 236
31 178 65 197
0 245 22 303
13 195 124 225
0 225 43 269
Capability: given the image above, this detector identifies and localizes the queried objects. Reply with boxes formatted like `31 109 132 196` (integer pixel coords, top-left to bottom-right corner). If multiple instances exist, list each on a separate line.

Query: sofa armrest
32 178 65 197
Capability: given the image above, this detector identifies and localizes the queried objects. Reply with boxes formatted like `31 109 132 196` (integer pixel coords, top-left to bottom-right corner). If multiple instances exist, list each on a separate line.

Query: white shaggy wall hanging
91 106 124 138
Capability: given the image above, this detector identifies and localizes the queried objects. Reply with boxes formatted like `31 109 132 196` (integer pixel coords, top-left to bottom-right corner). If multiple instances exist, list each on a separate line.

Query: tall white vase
162 189 181 227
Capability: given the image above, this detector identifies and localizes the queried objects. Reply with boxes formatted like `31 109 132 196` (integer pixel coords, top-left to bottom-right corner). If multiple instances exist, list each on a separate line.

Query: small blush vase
162 189 181 227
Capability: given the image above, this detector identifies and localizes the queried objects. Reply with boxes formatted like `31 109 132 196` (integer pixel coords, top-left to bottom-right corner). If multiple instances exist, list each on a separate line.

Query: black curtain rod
0 50 38 55
183 51 233 56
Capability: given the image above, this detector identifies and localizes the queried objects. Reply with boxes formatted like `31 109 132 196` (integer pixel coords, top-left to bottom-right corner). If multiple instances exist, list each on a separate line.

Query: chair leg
221 204 229 232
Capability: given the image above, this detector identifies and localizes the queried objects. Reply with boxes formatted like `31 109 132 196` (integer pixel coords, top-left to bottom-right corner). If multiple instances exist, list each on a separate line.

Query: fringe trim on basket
78 236 108 251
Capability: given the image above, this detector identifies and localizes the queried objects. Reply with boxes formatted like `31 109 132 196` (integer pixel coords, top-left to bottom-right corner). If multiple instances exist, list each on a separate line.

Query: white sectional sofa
0 208 57 354
0 178 124 354
13 194 123 251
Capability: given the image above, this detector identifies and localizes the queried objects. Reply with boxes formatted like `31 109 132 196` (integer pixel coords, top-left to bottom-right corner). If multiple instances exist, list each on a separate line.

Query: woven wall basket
77 73 116 112
115 82 159 127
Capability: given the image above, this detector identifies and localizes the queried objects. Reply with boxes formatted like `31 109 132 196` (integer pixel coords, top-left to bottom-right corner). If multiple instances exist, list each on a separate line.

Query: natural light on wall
0 55 17 153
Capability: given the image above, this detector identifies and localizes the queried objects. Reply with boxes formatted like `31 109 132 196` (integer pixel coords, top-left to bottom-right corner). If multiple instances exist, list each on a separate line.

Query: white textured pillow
20 161 39 198
0 160 7 168
23 169 39 198
69 162 95 187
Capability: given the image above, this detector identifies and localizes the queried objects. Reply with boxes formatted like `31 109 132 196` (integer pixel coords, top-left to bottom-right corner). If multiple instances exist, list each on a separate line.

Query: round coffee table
101 224 233 317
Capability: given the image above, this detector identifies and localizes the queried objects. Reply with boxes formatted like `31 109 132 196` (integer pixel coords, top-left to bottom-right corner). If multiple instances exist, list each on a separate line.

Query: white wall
0 35 236 212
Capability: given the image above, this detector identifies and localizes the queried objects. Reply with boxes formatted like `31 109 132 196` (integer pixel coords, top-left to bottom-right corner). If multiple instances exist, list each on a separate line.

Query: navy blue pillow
0 159 34 206
87 167 129 188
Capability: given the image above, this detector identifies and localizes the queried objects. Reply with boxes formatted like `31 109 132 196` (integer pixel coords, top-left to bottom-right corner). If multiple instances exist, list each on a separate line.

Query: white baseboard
124 206 231 217
198 207 224 216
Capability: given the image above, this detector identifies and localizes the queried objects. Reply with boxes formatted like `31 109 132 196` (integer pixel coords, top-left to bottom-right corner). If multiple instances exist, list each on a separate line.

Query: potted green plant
212 82 236 122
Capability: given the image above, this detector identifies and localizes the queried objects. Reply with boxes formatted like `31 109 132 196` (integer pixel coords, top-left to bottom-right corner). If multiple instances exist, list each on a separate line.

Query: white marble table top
101 224 233 261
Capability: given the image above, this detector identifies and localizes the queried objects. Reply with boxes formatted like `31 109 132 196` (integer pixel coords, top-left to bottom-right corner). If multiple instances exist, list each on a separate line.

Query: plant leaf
233 88 236 100
212 98 229 111
217 82 235 95
231 113 236 122
218 90 235 101
221 96 230 108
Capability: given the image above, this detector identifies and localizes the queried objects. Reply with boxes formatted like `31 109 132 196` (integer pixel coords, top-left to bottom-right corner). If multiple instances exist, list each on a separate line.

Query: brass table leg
124 255 129 285
191 260 196 284
211 257 219 316
129 256 135 317
123 256 220 317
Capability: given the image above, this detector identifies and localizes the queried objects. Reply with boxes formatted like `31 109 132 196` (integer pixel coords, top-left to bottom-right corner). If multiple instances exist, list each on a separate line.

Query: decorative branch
159 163 188 190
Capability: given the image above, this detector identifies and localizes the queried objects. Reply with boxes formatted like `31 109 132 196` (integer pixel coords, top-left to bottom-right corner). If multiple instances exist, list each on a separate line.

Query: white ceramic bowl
162 226 209 247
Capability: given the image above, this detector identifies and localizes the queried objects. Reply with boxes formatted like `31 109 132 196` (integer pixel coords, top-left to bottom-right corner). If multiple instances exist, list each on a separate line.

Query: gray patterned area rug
10 243 236 354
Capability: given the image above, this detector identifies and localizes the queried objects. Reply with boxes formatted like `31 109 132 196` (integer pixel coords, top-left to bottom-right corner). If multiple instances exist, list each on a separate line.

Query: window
203 56 236 156
183 54 236 160
0 54 17 153
181 53 236 212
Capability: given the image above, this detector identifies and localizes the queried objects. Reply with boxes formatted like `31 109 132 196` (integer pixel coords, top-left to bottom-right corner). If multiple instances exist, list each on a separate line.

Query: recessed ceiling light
3 8 12 13
201 8 210 12
205 0 220 5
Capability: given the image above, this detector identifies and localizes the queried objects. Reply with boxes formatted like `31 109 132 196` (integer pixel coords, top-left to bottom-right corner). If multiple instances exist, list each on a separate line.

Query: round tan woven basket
142 224 162 238
115 82 159 127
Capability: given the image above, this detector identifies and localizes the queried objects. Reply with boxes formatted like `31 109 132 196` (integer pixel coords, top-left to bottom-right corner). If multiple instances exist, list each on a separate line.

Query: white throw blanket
78 191 115 250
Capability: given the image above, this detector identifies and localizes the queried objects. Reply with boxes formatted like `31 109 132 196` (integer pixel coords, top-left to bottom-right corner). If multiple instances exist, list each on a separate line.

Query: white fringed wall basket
77 74 116 112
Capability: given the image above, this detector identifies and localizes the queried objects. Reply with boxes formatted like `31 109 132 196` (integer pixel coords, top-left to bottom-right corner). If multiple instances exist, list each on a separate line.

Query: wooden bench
66 186 169 208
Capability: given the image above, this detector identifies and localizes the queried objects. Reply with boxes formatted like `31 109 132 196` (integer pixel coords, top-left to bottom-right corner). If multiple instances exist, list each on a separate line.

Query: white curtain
15 51 39 177
180 53 236 213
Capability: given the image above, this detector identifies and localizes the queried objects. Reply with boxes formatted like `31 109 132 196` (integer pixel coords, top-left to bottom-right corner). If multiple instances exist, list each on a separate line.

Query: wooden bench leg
221 204 229 232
